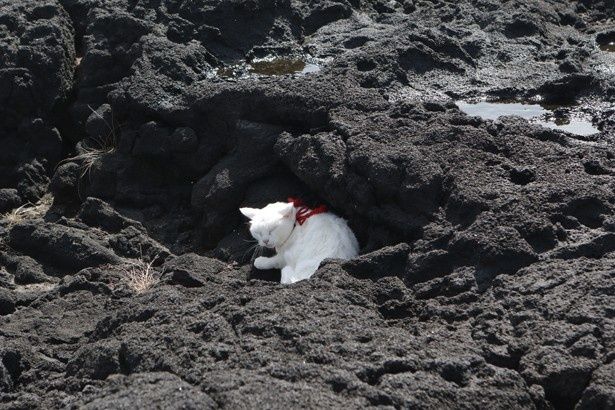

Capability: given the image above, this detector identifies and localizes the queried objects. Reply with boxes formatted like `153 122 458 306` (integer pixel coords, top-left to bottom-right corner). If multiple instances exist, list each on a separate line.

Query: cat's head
240 202 295 249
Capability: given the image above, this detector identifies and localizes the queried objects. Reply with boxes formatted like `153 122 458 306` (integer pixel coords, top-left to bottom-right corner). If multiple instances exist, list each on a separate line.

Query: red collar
288 197 327 225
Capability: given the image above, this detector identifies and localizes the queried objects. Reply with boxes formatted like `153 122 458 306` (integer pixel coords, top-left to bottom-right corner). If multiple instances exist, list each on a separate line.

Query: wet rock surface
1 0 614 408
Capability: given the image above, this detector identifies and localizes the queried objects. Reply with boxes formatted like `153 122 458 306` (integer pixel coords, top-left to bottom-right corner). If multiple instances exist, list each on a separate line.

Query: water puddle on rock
456 101 600 136
250 58 320 75
456 101 545 120
216 57 321 79
13 283 57 294
597 32 615 52
599 41 615 52
216 66 239 78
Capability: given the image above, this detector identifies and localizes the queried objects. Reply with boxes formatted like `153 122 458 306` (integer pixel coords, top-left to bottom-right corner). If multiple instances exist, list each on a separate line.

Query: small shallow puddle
250 58 320 75
535 118 599 136
456 101 546 120
597 32 615 52
456 101 600 136
216 57 321 79
599 41 615 52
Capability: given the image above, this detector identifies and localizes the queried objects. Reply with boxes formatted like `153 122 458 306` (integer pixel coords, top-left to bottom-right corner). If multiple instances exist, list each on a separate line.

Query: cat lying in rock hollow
240 198 359 284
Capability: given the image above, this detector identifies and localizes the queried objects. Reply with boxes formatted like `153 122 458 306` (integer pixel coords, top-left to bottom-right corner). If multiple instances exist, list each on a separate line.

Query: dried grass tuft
1 194 53 227
121 257 160 294
57 105 118 180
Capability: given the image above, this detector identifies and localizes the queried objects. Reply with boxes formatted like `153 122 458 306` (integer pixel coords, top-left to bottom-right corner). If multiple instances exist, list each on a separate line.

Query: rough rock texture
0 0 75 204
1 0 614 408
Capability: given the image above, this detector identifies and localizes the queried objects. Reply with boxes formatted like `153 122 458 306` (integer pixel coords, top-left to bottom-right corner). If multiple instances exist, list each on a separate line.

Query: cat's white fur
240 202 359 284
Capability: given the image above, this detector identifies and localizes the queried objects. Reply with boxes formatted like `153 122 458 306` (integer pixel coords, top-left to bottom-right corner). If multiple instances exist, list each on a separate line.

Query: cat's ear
280 203 295 219
239 207 258 219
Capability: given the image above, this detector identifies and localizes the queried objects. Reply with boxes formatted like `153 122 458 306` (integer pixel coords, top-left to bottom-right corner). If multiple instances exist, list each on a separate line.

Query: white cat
240 199 359 284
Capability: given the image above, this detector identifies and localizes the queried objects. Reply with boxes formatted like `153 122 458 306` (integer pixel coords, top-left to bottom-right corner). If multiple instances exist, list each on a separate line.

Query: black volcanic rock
74 372 218 409
0 0 75 125
0 189 22 213
9 221 120 271
0 288 15 315
578 361 615 409
0 253 50 284
78 197 145 233
0 0 75 206
0 0 614 408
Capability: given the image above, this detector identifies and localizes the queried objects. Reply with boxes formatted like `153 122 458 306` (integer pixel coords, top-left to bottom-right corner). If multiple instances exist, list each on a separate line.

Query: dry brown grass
1 194 53 227
57 105 118 180
59 134 116 180
121 258 160 294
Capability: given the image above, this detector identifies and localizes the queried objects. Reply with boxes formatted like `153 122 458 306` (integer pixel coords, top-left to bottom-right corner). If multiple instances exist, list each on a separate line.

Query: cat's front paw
254 256 269 270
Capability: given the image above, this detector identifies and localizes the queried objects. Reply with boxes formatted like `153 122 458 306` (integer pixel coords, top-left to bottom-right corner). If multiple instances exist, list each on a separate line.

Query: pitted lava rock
1 0 614 408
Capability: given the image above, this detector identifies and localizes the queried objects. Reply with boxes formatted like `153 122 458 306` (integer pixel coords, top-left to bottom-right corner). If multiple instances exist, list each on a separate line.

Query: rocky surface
1 0 614 408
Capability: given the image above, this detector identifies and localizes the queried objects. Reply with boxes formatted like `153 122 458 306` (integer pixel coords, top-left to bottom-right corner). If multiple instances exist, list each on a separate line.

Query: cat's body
240 201 359 284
